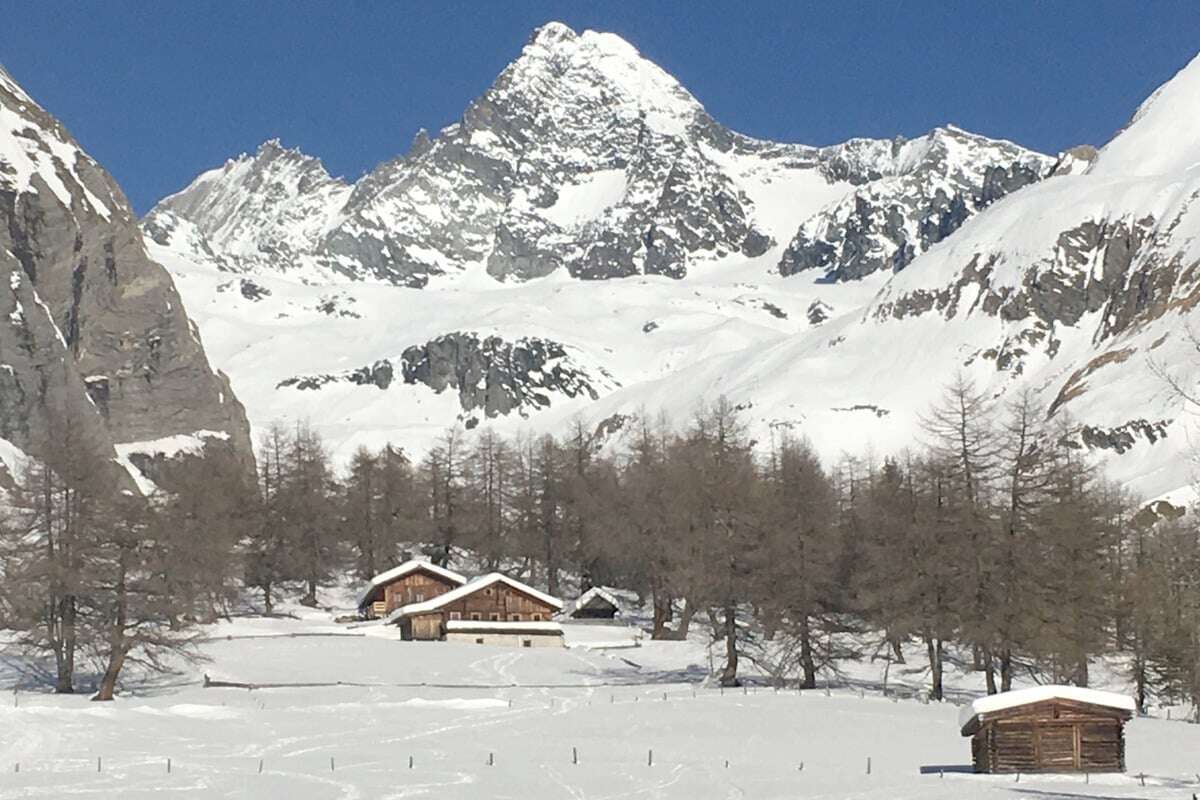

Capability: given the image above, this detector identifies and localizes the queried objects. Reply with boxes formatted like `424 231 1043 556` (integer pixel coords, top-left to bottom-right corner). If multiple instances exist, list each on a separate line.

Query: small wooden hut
356 560 467 620
568 586 627 620
959 686 1135 773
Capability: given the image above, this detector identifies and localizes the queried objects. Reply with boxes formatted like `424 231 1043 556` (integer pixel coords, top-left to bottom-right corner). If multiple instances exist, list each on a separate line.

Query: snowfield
2 603 1198 799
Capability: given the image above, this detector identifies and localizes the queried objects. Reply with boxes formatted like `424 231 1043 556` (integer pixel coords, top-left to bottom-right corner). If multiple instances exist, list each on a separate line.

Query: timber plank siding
361 568 462 619
392 573 564 643
963 698 1131 773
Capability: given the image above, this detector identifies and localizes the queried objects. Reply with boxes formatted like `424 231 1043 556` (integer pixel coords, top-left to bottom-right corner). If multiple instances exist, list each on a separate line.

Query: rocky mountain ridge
0 64 253 489
142 24 1200 506
146 23 1051 289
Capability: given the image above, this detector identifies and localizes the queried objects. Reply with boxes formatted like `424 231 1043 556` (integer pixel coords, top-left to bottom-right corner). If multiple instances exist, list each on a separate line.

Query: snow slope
144 25 1200 503
1 605 1197 800
144 24 1060 470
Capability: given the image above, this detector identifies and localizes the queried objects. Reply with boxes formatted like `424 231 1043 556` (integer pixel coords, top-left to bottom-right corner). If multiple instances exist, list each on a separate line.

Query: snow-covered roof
445 620 563 634
568 586 628 615
958 686 1136 732
387 572 563 619
355 560 467 608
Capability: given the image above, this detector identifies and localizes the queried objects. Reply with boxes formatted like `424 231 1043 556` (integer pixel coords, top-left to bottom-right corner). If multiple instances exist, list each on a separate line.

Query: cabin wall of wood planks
402 584 559 641
442 585 557 624
969 700 1127 773
363 570 460 619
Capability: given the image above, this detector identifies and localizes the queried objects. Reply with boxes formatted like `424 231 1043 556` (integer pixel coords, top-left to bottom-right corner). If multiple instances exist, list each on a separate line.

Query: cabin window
522 639 532 648
414 592 425 602
490 613 500 621
510 614 521 621
471 613 481 621
485 588 493 596
532 614 542 621
449 612 461 620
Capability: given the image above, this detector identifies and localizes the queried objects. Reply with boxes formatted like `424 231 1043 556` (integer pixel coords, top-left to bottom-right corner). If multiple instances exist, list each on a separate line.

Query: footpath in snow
0 610 1197 799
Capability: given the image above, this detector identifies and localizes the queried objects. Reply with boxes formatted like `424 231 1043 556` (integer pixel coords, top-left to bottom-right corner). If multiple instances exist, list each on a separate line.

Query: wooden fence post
648 749 653 767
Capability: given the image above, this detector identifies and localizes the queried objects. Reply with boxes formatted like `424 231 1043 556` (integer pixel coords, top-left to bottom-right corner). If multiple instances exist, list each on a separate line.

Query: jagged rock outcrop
777 126 1053 281
0 65 253 485
278 332 608 420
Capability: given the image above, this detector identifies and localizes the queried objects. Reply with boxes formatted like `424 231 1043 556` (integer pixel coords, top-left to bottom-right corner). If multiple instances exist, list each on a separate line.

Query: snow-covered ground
2 597 1197 799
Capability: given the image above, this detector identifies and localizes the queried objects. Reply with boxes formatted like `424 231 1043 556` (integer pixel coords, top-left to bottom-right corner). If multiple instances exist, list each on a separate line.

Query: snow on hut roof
387 572 564 620
355 559 467 608
568 586 627 614
958 686 1136 731
445 620 563 634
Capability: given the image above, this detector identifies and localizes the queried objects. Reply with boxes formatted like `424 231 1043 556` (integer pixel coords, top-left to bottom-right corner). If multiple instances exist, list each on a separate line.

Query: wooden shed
959 686 1135 773
568 586 630 621
356 560 467 620
388 572 564 646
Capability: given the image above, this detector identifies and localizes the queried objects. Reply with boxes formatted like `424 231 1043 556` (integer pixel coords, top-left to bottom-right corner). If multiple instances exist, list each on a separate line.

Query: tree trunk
1133 653 1147 714
890 637 905 665
925 636 944 702
798 616 817 689
1073 658 1089 688
718 603 740 687
95 545 131 702
300 575 318 607
999 648 1013 692
673 600 695 640
983 647 998 695
651 588 673 640
263 582 274 616
54 595 76 694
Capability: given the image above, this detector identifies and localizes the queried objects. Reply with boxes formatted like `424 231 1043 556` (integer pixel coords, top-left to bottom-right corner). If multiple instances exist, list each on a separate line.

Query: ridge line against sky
4 0 1199 214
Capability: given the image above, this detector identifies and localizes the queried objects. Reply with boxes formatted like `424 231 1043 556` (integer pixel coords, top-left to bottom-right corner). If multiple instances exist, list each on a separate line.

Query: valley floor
1 605 1197 799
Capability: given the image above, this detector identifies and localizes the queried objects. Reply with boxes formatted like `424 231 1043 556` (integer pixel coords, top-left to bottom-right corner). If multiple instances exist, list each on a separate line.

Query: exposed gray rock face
277 332 606 419
147 23 780 285
777 126 1054 281
147 24 1052 291
0 66 253 482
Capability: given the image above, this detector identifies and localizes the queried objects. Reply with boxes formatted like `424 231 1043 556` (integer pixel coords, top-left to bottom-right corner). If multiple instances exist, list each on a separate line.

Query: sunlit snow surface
148 36 1200 507
0 595 1196 800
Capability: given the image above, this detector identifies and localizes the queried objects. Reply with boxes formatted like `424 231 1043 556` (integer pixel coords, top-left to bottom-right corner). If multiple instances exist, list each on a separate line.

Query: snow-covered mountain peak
146 136 350 278
1088 52 1200 179
0 64 34 106
487 21 702 140
140 28 1200 509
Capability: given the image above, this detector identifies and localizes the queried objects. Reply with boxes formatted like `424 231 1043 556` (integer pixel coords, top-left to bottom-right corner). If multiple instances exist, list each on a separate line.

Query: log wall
970 700 1127 773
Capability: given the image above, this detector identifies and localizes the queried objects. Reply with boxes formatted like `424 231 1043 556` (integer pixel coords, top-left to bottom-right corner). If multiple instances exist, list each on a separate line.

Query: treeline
2 377 1199 713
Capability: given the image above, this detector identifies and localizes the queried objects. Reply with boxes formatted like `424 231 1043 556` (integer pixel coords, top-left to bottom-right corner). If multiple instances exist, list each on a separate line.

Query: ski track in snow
2 610 1198 800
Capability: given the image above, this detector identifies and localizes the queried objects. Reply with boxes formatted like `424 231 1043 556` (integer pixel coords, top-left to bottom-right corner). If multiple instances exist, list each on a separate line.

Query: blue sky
5 1 1199 213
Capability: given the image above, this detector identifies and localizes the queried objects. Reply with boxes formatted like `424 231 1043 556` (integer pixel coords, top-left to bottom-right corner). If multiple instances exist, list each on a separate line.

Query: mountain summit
147 23 1047 288
143 25 1200 505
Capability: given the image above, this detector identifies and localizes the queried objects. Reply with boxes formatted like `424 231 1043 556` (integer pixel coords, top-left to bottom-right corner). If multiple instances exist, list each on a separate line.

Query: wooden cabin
568 586 628 620
356 560 467 620
959 686 1135 773
390 573 564 646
